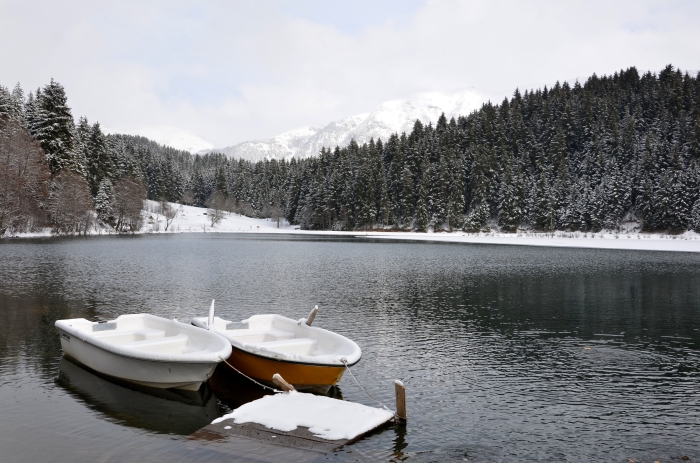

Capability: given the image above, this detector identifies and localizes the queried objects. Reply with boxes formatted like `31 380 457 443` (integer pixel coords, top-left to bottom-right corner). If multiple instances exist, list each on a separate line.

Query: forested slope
1 65 699 235
279 66 700 232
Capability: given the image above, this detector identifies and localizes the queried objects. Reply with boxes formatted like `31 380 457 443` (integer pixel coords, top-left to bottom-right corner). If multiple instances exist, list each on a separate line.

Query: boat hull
225 345 347 392
58 329 217 391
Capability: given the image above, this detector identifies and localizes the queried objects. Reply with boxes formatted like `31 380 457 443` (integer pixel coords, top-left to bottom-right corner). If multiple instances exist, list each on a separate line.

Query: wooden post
272 373 296 392
394 380 406 422
306 305 318 326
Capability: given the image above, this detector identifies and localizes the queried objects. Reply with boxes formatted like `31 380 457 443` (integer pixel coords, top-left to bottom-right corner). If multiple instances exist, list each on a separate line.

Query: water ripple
1 235 699 462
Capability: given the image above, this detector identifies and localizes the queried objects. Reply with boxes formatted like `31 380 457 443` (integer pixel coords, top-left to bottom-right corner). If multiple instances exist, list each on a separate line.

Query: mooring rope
220 357 281 393
341 359 397 417
220 355 400 416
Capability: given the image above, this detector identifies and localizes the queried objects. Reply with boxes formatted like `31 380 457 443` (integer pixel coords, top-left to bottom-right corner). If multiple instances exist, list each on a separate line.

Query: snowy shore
3 201 700 253
357 229 700 253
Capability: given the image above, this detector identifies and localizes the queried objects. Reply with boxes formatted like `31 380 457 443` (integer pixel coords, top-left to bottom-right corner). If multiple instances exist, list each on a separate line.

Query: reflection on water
57 358 221 435
208 361 346 411
1 234 699 462
208 362 273 409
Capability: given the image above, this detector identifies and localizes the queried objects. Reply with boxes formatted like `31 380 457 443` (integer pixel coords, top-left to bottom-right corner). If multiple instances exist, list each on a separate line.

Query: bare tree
0 117 50 235
112 177 146 232
269 200 282 228
151 214 160 231
238 201 255 217
205 191 225 226
158 200 178 231
223 197 237 215
47 171 94 235
261 201 271 219
180 190 195 206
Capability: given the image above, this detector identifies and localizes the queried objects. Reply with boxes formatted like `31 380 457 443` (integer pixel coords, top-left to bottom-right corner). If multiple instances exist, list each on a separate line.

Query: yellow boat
191 303 361 392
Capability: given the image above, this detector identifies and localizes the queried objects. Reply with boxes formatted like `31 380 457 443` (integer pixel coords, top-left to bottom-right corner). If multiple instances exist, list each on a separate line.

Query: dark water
1 234 699 462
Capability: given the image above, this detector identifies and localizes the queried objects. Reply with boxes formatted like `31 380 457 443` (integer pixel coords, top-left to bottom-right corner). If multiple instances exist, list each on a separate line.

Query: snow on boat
192 303 361 392
55 314 232 391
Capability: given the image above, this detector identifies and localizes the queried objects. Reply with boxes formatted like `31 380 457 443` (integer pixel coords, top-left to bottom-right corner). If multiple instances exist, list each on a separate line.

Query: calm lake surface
1 234 699 462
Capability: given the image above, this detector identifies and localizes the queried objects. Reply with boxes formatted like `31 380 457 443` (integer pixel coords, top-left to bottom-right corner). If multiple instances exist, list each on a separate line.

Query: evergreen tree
216 166 228 197
533 167 557 231
34 79 76 173
86 121 112 194
24 91 41 137
9 83 25 122
95 178 114 222
399 166 414 228
415 181 428 232
497 160 520 232
691 199 700 233
0 86 11 118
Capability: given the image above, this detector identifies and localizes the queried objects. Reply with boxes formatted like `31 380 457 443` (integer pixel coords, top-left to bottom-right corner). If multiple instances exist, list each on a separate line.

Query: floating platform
189 391 395 461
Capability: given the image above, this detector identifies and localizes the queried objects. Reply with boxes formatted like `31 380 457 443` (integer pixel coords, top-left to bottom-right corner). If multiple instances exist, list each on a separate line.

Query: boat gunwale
227 342 361 368
57 328 228 365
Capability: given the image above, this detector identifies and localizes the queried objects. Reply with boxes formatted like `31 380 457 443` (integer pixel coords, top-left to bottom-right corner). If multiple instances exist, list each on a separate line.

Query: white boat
55 314 232 391
191 303 361 391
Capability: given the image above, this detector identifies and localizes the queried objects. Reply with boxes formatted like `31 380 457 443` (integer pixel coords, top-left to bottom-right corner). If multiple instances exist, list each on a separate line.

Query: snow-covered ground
143 201 290 234
4 201 700 253
0 201 290 239
147 202 700 252
357 229 700 253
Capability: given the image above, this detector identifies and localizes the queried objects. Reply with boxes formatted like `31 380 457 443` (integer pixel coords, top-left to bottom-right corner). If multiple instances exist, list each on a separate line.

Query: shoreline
3 202 700 253
354 230 700 253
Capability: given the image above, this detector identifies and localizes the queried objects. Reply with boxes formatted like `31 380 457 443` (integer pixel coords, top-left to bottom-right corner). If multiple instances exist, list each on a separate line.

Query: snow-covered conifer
0 85 12 118
34 79 76 173
690 200 700 233
94 178 114 223
9 83 25 122
497 161 520 232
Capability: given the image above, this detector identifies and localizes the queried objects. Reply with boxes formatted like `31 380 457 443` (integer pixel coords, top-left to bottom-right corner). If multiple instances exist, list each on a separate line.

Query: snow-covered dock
189 391 395 460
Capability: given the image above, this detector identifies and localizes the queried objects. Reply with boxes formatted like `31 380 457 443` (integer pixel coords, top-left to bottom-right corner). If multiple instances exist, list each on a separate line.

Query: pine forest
2 65 700 236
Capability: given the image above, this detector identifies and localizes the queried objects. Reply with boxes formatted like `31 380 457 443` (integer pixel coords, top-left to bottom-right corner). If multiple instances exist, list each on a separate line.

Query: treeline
2 65 700 236
0 80 193 235
224 65 700 233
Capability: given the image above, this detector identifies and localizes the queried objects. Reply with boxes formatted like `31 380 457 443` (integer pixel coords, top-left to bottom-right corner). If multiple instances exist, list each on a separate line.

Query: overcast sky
1 0 699 146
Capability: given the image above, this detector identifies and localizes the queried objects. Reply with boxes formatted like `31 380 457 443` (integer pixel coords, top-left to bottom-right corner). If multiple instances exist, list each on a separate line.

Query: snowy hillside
103 125 216 153
207 88 504 162
218 125 324 162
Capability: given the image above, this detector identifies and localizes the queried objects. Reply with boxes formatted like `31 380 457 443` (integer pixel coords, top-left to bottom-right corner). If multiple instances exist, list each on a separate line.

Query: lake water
0 234 699 462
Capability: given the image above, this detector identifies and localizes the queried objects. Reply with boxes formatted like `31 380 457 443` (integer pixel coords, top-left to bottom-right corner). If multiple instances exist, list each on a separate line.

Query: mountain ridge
102 125 216 154
203 88 505 161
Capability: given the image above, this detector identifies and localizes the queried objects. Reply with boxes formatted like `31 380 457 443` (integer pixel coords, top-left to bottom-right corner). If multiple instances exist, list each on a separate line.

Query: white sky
1 0 699 147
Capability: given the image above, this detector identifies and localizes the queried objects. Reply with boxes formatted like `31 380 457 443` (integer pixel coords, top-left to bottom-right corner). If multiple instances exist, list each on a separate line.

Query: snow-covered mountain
206 88 505 162
217 125 325 161
103 125 216 153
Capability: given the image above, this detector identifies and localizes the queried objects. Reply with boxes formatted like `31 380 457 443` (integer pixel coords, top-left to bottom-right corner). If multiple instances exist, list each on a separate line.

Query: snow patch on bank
358 230 700 253
212 391 393 441
143 200 290 234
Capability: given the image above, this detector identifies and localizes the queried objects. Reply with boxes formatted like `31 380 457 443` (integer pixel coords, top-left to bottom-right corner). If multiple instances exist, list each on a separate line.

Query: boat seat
121 333 189 354
250 337 318 355
229 328 295 343
92 327 165 340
